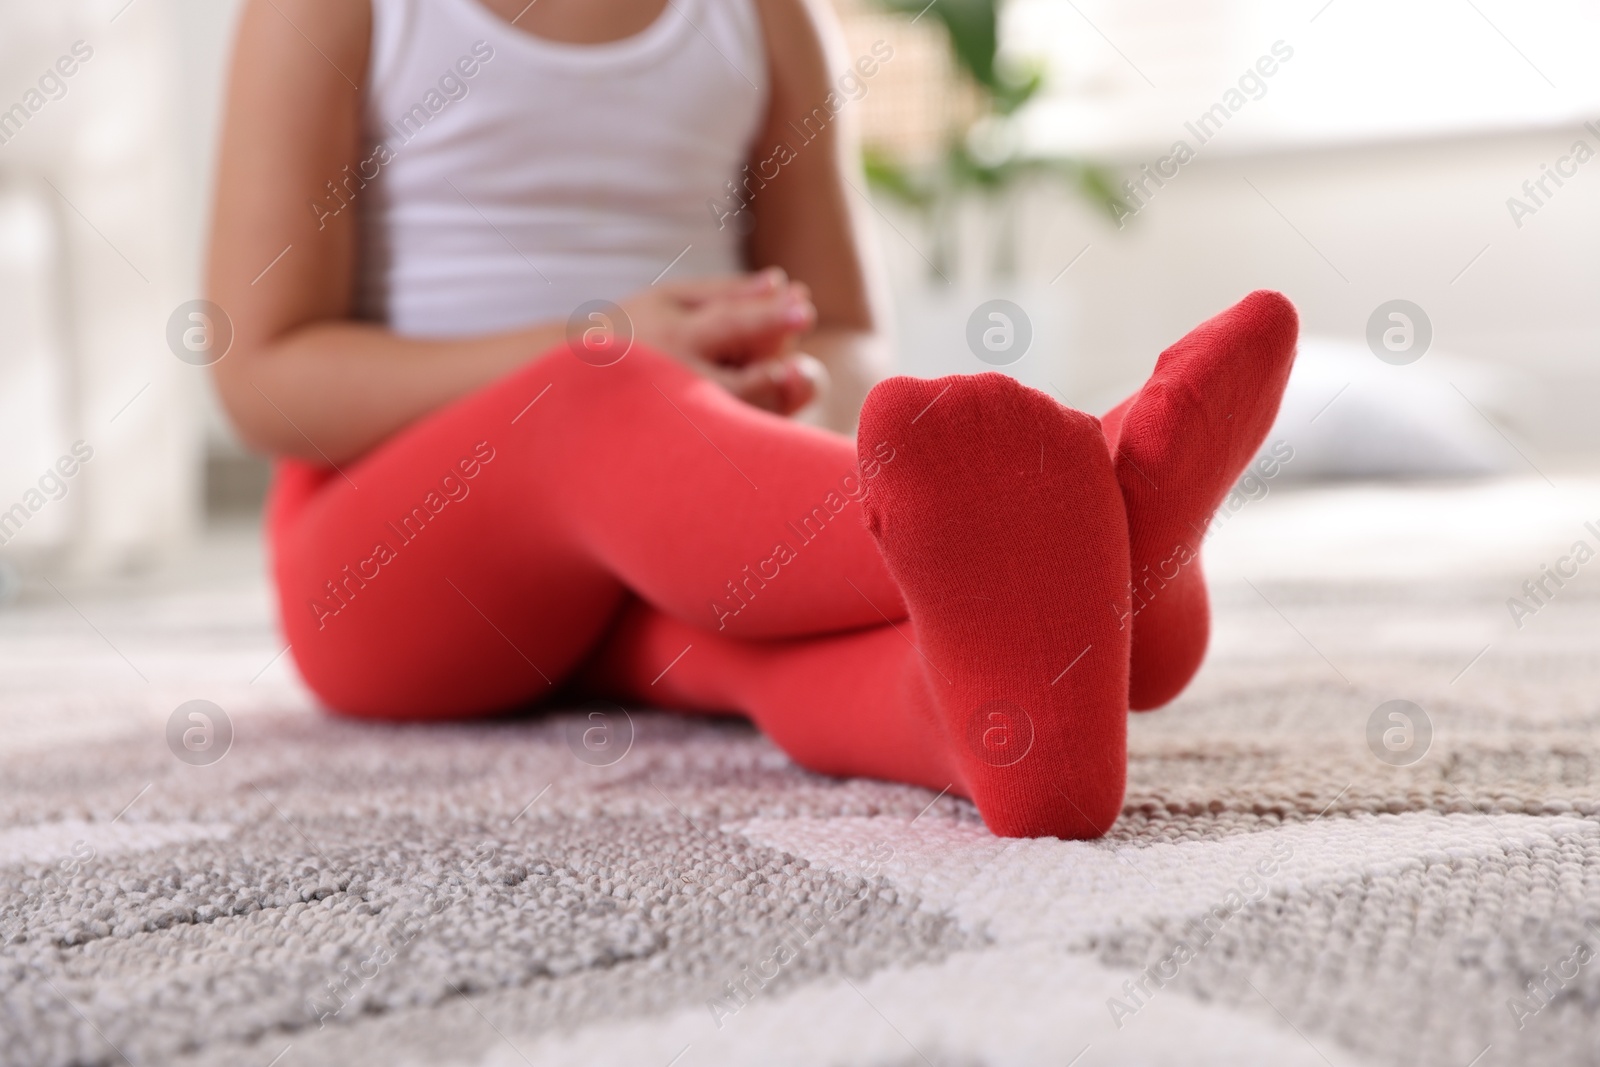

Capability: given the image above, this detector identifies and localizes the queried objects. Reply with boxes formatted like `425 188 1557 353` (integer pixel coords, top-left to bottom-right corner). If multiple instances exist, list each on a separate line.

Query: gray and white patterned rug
3 479 1599 1066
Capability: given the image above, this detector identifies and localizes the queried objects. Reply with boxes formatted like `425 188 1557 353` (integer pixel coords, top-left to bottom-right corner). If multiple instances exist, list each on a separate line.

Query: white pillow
1261 336 1520 481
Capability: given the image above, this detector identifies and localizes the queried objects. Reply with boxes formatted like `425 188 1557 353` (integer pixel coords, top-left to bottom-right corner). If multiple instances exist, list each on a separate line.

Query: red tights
269 292 1299 838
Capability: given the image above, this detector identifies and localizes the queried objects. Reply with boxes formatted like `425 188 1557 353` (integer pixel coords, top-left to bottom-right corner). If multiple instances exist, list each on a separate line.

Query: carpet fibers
3 490 1599 1066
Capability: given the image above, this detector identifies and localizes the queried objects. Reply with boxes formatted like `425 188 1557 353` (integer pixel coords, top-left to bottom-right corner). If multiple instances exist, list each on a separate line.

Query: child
207 0 1298 839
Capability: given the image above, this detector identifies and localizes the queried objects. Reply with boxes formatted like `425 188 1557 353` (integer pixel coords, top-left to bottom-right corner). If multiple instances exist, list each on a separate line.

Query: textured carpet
3 480 1600 1066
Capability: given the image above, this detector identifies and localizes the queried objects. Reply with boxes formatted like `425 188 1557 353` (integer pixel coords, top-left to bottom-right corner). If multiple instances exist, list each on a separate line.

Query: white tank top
356 0 768 337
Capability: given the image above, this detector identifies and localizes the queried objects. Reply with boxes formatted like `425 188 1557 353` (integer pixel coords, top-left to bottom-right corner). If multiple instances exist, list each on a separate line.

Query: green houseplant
864 0 1126 279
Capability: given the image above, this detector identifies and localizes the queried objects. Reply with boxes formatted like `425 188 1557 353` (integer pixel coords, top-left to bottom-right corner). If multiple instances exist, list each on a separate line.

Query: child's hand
621 268 822 416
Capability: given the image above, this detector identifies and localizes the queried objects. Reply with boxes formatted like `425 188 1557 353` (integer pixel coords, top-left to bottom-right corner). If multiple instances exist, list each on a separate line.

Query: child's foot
857 374 1130 838
1106 290 1299 709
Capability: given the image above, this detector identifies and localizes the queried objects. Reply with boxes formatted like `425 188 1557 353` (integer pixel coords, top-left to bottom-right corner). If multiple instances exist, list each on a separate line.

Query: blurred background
1 0 1597 580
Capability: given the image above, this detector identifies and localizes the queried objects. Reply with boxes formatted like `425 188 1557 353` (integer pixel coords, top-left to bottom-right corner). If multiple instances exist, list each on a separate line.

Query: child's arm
748 0 896 433
207 0 815 464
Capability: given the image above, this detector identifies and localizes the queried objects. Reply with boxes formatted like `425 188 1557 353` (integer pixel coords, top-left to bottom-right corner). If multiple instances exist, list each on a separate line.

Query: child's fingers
713 353 822 416
687 289 815 361
658 267 787 306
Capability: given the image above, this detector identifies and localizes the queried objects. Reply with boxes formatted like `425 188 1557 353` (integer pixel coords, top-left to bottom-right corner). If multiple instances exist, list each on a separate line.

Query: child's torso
355 0 768 337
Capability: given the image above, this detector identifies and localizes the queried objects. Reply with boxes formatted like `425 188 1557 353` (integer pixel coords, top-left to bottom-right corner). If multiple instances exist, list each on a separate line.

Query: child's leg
270 343 906 718
1099 290 1299 709
587 374 1131 839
